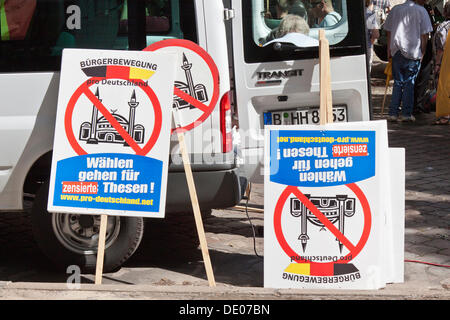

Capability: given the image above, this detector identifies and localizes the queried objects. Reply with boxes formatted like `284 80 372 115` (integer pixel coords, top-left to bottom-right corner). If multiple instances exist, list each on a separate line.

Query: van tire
31 181 144 273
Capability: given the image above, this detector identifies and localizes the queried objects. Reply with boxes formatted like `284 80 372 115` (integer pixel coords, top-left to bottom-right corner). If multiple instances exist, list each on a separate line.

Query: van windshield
243 0 366 63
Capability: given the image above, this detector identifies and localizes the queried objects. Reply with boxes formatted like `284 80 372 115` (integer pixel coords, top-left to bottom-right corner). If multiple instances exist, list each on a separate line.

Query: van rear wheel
31 182 144 273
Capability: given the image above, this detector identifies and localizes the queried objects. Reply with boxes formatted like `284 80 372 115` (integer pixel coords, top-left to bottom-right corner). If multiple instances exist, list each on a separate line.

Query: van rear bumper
165 167 242 213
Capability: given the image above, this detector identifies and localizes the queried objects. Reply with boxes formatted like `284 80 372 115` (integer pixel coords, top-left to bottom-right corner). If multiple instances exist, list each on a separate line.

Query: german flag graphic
82 66 155 80
284 263 359 276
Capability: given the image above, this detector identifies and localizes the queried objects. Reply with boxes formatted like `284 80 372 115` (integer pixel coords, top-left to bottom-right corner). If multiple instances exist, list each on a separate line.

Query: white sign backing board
264 120 404 289
47 48 176 218
388 147 405 283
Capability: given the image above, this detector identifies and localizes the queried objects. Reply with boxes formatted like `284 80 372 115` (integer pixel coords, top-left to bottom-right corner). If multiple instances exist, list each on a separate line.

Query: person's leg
389 51 405 117
368 47 374 73
401 59 421 117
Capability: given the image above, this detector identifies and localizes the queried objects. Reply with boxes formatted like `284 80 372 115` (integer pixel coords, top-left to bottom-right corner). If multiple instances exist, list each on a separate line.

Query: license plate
264 105 348 125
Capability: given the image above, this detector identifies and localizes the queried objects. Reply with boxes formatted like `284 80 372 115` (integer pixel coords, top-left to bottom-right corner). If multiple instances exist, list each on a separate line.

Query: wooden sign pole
95 214 108 285
319 29 333 125
173 110 216 287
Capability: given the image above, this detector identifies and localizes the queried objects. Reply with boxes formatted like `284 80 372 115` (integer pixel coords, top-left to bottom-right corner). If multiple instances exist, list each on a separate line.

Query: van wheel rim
52 213 120 255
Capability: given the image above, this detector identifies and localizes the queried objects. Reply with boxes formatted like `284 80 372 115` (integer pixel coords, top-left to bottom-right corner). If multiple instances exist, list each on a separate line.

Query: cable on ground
243 183 263 259
404 259 450 268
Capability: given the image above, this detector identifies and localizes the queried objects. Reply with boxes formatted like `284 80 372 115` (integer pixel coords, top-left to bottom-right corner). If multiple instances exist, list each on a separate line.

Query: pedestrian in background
433 1 450 124
366 0 380 73
433 2 449 87
372 0 391 25
384 0 433 122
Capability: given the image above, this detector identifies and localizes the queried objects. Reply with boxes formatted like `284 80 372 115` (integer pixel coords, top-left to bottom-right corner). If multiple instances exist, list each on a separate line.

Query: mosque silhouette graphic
173 53 208 109
79 88 145 146
290 194 356 253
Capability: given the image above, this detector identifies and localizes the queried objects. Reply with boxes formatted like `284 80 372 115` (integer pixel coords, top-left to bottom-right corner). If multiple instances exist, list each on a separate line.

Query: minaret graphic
87 87 100 144
172 53 208 110
181 53 195 96
124 89 139 146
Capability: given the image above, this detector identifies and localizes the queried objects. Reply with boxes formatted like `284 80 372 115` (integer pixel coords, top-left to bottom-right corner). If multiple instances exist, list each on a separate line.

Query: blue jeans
389 51 421 117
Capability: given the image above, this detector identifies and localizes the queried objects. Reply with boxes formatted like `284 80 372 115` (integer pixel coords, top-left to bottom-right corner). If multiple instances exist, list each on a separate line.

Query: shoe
433 116 450 125
387 115 398 122
399 115 416 123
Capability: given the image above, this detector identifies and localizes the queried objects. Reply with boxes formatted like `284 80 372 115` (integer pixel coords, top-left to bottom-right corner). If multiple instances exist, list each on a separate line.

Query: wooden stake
95 214 108 285
380 81 389 115
172 107 215 287
176 129 216 287
233 205 265 213
245 182 252 201
319 29 333 125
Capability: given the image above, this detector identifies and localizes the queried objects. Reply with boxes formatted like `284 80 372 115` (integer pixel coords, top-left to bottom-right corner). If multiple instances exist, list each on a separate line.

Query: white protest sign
48 48 176 218
264 120 403 289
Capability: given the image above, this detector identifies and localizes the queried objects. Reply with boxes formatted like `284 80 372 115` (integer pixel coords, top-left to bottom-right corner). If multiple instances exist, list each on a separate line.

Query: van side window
0 0 196 72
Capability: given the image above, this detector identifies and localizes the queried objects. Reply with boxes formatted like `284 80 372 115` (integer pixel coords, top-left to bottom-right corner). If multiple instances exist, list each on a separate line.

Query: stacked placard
263 30 405 290
264 121 405 289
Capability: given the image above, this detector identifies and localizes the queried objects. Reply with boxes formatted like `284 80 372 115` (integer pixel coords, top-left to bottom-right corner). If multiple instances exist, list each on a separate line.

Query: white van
0 0 241 272
225 0 372 182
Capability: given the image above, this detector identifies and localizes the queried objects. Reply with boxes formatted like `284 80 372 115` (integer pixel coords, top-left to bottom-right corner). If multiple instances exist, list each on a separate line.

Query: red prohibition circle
65 76 162 156
143 39 220 134
273 184 372 267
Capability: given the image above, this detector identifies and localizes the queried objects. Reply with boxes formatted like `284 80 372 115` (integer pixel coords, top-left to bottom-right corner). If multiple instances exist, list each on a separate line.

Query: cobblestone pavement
0 59 448 299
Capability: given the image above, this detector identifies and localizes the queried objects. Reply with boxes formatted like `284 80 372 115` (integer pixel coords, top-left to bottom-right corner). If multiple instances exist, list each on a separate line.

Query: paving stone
405 234 434 245
424 239 450 250
407 244 440 257
440 278 450 290
440 248 450 257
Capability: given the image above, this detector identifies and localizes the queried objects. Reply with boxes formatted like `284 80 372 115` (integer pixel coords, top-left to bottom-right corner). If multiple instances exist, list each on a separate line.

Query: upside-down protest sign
48 49 176 217
264 120 404 290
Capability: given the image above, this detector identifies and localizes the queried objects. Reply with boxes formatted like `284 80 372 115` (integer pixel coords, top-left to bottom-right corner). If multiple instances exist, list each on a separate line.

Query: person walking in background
384 0 433 122
433 1 449 88
372 0 391 25
433 1 450 124
366 0 380 72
